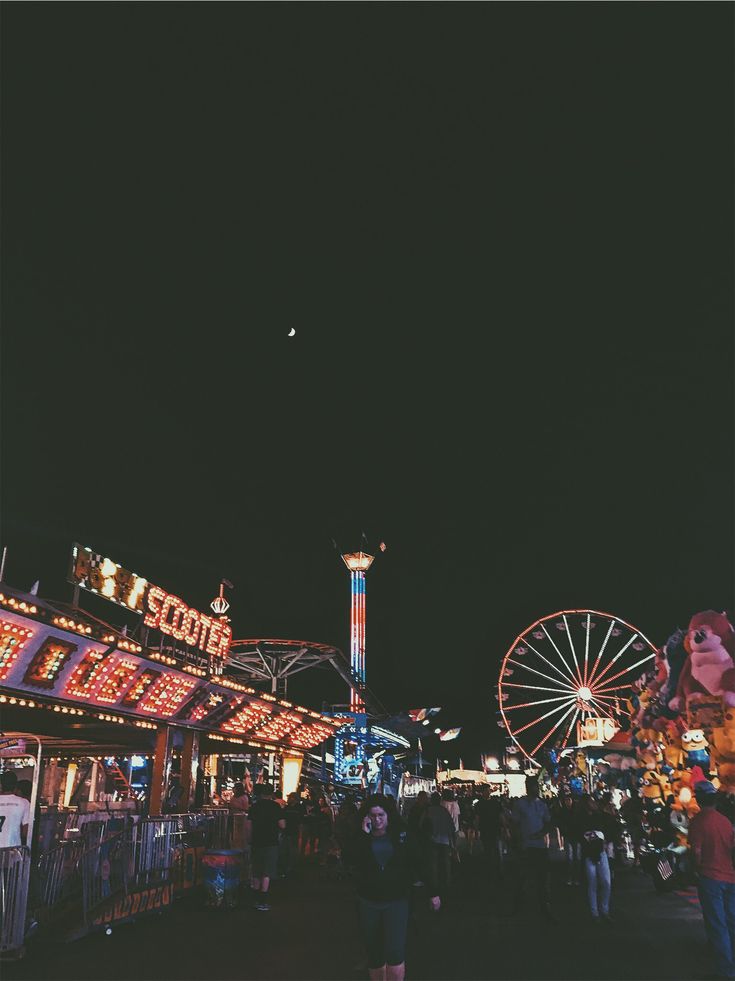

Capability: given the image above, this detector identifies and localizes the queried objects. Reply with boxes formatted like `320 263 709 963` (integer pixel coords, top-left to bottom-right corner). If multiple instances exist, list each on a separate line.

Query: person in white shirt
0 771 30 847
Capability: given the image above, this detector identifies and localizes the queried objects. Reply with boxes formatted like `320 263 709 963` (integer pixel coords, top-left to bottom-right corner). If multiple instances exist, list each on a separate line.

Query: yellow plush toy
640 769 670 801
659 723 685 768
710 708 735 774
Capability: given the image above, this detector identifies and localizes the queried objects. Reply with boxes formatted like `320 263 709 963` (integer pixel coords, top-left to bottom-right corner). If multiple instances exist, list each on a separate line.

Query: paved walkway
7 853 711 980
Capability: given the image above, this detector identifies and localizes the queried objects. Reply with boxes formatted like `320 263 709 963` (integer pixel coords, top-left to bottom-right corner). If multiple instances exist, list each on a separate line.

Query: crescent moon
288 328 296 337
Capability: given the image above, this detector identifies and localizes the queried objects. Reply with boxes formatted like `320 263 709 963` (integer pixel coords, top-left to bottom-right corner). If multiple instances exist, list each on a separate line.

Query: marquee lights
137 673 198 717
0 594 38 615
252 712 304 742
289 720 338 750
23 638 77 688
217 677 256 694
121 669 161 707
221 701 273 735
0 587 350 754
69 544 233 661
0 622 34 680
52 616 92 637
149 652 178 667
144 586 232 660
96 657 140 704
64 649 110 699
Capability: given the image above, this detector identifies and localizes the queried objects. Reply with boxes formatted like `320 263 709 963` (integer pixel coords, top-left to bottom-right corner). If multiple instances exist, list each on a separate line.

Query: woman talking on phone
347 794 440 981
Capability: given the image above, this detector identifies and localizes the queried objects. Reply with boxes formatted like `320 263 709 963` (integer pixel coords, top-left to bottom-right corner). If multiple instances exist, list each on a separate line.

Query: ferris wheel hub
577 686 592 702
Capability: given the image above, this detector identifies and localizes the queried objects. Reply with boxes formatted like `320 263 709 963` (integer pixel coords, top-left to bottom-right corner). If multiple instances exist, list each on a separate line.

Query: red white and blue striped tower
341 551 375 712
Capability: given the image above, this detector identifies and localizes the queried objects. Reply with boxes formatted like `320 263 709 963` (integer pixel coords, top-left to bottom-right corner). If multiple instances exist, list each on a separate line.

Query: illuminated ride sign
576 717 619 747
0 598 347 752
69 545 232 662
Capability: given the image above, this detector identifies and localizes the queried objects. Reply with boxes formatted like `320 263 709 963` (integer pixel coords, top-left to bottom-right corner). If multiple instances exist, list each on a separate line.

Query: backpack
583 830 605 860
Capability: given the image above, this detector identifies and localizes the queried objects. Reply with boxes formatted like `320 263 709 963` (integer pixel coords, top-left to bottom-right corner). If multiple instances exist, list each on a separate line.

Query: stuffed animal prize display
628 610 735 823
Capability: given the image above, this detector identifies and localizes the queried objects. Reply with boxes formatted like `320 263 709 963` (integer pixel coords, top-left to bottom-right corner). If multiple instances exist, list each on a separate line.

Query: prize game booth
0 544 349 956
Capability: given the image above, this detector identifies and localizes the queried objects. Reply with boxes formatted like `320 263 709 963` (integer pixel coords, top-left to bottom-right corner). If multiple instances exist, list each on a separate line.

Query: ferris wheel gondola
497 609 657 764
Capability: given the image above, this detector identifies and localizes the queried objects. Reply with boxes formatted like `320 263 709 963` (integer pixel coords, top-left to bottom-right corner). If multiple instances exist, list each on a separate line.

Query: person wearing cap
688 781 735 979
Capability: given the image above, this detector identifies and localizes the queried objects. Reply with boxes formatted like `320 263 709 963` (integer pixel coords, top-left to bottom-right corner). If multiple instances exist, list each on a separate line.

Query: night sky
2 5 733 763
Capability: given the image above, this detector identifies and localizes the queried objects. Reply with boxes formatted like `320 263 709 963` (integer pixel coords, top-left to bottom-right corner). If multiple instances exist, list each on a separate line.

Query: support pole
150 725 173 816
180 729 200 812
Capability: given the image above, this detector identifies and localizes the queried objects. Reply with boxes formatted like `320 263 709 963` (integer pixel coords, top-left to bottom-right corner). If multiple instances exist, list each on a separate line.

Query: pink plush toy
669 610 735 712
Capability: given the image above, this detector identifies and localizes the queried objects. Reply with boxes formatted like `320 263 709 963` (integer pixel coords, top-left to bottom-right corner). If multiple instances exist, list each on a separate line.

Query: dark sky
2 5 733 763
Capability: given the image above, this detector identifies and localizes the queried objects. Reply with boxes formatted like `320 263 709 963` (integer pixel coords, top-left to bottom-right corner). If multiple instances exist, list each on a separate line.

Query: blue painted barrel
202 849 242 908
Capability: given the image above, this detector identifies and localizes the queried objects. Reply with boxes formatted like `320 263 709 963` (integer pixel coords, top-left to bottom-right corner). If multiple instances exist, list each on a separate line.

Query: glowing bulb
578 686 592 701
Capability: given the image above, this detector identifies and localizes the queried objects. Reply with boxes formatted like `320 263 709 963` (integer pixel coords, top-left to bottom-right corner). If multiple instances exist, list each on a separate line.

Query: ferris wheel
497 609 657 763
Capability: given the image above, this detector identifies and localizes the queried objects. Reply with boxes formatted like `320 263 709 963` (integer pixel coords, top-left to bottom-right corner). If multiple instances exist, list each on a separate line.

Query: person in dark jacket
348 794 440 981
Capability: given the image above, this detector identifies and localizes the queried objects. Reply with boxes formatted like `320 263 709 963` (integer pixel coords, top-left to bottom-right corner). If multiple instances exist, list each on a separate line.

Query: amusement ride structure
497 609 657 763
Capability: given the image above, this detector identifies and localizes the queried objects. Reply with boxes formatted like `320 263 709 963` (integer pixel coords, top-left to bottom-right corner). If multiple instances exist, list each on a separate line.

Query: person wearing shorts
347 794 440 981
248 784 285 911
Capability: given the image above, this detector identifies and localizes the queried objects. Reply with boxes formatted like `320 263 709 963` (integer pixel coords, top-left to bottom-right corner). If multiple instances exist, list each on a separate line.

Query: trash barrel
202 850 242 908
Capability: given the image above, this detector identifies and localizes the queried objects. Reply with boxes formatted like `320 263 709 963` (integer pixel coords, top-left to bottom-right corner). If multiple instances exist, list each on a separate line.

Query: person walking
423 792 456 898
316 795 334 865
347 794 440 981
441 789 460 834
280 792 305 877
248 784 285 911
689 781 735 979
578 796 618 924
0 771 29 847
511 776 555 921
557 794 582 886
474 786 503 880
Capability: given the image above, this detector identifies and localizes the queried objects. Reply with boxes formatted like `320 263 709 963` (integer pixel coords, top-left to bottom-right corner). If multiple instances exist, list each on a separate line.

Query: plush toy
669 611 735 712
661 729 684 770
640 769 670 801
661 629 689 715
717 762 735 793
711 708 735 791
682 729 710 769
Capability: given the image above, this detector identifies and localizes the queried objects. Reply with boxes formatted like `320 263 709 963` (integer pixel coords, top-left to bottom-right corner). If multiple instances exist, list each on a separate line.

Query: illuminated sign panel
577 717 619 746
0 602 348 751
69 545 232 661
0 622 35 680
23 638 77 689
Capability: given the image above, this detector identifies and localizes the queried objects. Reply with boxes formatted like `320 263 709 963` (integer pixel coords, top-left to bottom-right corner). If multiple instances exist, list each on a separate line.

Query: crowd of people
222 776 642 979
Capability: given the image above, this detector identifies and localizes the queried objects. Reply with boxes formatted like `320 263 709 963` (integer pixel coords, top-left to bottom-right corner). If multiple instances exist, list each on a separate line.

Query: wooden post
150 725 173 816
180 729 200 812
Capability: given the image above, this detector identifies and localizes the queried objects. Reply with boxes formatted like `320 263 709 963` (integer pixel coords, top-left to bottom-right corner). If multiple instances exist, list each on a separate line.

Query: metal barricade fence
31 809 237 941
37 836 88 910
0 847 31 956
80 826 130 921
131 818 177 886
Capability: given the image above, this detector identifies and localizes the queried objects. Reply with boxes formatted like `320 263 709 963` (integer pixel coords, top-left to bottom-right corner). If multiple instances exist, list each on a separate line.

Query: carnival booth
0 544 348 954
625 610 735 830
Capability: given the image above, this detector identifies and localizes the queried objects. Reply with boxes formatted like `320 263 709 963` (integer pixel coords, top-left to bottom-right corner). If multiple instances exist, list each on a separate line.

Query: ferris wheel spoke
586 620 615 690
511 697 576 738
529 702 578 758
506 658 575 692
588 697 614 720
563 615 582 684
561 707 580 749
502 681 580 695
541 623 582 688
594 651 656 690
502 693 579 712
583 614 591 687
520 638 579 689
588 691 621 703
588 634 638 688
